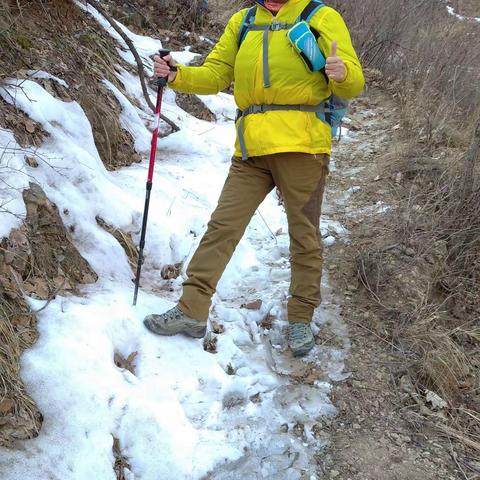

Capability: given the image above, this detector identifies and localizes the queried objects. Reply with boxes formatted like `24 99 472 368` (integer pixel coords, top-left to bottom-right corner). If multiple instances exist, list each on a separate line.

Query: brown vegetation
329 0 480 464
0 183 98 446
0 0 145 169
331 0 480 145
0 294 41 447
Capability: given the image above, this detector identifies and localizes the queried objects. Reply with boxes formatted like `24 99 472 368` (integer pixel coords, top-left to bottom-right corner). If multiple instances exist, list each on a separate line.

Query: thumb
329 40 338 57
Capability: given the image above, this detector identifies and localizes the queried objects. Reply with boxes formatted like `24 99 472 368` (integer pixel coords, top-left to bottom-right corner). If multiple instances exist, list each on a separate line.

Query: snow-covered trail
0 5 352 479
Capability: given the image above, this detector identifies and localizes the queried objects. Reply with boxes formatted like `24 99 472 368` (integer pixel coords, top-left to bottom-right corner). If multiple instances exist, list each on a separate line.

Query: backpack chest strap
247 22 296 88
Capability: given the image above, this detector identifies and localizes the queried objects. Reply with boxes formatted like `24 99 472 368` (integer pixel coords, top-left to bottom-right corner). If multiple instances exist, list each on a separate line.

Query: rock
211 321 225 334
292 422 305 437
425 390 448 409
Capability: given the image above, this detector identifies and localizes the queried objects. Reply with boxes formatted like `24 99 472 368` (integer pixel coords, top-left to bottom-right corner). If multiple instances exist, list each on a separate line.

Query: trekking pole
133 49 175 306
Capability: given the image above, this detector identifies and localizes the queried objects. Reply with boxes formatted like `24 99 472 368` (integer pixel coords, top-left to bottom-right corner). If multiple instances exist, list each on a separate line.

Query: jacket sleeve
169 11 244 95
312 7 365 100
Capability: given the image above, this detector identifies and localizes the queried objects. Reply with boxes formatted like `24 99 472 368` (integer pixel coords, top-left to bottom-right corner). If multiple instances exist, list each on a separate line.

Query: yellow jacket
170 0 364 157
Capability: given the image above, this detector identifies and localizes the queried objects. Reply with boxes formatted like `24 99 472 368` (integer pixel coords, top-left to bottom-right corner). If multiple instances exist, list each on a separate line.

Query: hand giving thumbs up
325 41 346 82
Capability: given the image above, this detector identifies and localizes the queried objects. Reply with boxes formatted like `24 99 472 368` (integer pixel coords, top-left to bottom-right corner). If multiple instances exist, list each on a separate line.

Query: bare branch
80 0 179 132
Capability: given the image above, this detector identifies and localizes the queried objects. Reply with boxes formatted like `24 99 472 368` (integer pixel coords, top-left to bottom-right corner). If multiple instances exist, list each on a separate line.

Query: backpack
235 0 348 159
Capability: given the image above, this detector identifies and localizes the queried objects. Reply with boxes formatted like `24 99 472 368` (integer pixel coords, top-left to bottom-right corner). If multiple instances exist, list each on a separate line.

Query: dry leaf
114 351 138 375
0 399 15 413
81 271 97 284
260 313 273 329
24 119 36 133
25 156 39 168
241 299 263 310
250 393 262 404
303 370 321 385
161 263 181 280
203 332 217 353
23 278 50 299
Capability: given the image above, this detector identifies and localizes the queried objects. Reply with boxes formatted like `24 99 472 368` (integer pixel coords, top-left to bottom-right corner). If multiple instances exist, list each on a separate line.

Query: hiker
144 0 364 356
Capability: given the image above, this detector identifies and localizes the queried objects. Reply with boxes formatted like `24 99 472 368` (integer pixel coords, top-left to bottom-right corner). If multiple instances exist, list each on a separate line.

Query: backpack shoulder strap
298 0 326 39
238 6 257 48
299 0 326 23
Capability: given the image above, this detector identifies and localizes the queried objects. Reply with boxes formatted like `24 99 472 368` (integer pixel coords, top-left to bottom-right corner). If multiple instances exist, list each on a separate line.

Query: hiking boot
144 306 207 339
288 323 315 357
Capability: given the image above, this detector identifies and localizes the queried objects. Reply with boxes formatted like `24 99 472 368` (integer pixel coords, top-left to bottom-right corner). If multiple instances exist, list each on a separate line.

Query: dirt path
199 78 465 479
317 82 462 479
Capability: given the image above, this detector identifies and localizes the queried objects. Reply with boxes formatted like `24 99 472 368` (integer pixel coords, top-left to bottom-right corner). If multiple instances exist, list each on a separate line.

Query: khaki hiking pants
178 152 329 324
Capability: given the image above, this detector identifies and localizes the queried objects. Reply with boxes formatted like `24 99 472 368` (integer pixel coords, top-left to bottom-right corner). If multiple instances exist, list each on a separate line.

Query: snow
103 79 152 153
0 129 29 237
445 2 480 22
74 0 161 71
447 4 465 20
0 8 352 480
171 48 201 65
26 69 69 88
74 0 161 57
198 92 238 121
75 0 200 74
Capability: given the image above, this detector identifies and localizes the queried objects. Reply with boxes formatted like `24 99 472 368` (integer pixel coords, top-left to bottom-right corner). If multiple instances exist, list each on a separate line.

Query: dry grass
0 182 99 445
331 0 480 147
113 436 131 480
0 295 42 447
356 133 480 458
334 0 480 461
144 0 209 31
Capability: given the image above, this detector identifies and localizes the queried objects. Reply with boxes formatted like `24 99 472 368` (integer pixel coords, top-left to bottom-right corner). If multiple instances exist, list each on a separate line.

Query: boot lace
162 307 183 324
289 324 310 342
